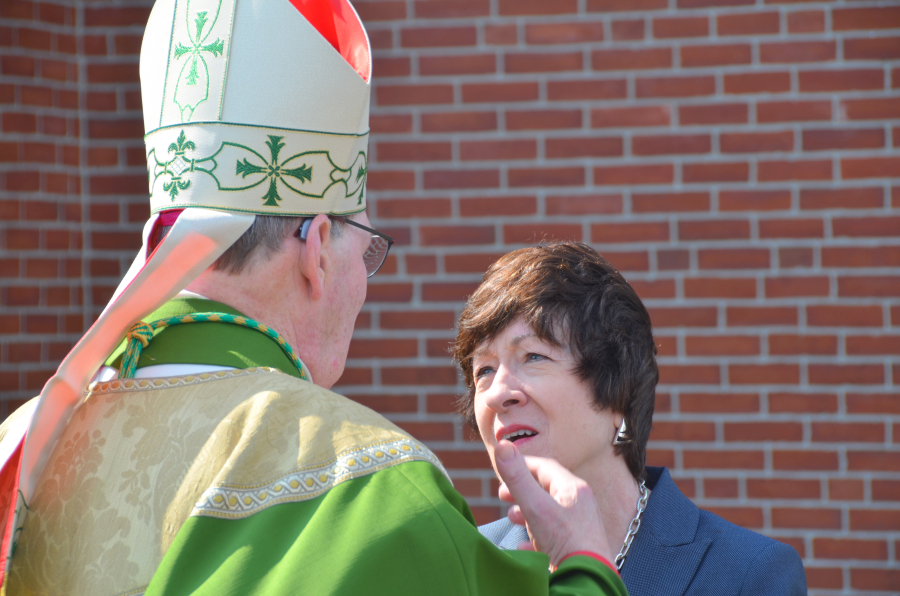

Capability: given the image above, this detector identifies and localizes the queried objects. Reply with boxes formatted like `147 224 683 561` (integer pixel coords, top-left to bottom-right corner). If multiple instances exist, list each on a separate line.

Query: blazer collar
621 467 711 596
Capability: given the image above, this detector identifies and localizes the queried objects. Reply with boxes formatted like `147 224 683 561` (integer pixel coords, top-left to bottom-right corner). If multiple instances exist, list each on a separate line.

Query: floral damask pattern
5 368 440 595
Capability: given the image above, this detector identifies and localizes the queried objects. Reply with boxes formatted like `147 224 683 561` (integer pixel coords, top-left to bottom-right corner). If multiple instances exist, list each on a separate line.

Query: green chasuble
4 299 627 596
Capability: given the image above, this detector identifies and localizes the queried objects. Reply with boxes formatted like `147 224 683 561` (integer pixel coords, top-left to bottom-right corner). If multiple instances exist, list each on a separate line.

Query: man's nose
483 365 528 412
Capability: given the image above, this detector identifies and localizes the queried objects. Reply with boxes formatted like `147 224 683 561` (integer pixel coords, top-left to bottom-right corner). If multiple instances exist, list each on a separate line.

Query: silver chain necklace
614 479 648 571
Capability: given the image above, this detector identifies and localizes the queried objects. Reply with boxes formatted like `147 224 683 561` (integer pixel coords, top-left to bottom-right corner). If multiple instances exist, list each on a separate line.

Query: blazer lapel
621 468 711 596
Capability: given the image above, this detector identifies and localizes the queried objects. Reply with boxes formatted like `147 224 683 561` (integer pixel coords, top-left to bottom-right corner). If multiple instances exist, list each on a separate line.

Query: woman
454 243 806 596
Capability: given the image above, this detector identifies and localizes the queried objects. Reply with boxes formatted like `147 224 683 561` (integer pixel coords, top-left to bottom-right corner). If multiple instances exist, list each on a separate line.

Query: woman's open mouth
497 425 539 444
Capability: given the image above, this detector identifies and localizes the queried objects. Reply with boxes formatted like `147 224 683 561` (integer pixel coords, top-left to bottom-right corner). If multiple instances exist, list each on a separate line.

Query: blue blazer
479 467 807 596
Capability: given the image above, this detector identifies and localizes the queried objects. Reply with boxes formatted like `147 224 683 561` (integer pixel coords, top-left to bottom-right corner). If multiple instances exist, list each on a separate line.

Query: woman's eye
475 366 494 379
526 352 546 362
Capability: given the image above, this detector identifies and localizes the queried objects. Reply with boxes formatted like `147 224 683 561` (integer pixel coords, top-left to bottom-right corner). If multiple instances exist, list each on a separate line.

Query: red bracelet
559 551 620 576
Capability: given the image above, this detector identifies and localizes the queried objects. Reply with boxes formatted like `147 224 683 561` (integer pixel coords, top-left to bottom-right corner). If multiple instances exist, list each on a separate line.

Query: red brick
717 11 779 35
808 305 882 327
770 334 837 355
503 224 582 243
839 276 900 298
849 393 900 415
748 479 819 498
525 22 604 44
686 335 759 356
419 54 496 76
720 189 791 211
757 101 831 123
612 19 645 41
773 508 841 529
730 364 799 385
505 52 581 73
760 218 824 239
382 366 458 386
812 422 885 443
594 164 674 185
847 335 900 355
460 140 536 161
849 452 900 472
649 307 718 328
508 167 584 187
841 98 900 120
834 216 900 238
761 41 835 63
633 134 710 156
721 131 793 154
498 0 577 15
851 509 900 531
653 16 708 38
547 79 627 101
704 478 738 498
378 85 453 106
380 311 456 330
367 170 415 191
421 111 496 132
592 222 669 243
845 36 900 61
851 569 900 592
787 10 824 33
462 82 539 103
829 479 864 501
459 195 537 217
842 157 900 180
592 48 671 70
799 70 884 93
698 248 769 269
485 24 516 45
724 71 791 94
633 192 708 213
678 0 753 6
805 568 843 590
544 195 622 216
405 255 437 274
377 198 451 219
801 187 883 210
420 225 494 246
400 26 476 47
679 220 750 240
680 103 748 126
348 339 418 359
422 282 481 302
681 44 751 67
369 115 412 134
872 480 900 501
658 364 720 384
833 7 900 31
377 142 451 162
650 421 715 441
636 76 716 98
506 109 581 131
770 392 837 414
683 162 749 183
413 0 488 18
546 137 622 159
587 0 667 10
804 128 885 151
758 159 831 182
630 280 675 299
684 450 763 470
444 253 504 274
686 277 756 298
591 106 670 128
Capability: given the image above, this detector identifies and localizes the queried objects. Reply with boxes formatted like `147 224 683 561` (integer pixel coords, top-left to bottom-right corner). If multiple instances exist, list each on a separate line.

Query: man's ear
298 214 332 300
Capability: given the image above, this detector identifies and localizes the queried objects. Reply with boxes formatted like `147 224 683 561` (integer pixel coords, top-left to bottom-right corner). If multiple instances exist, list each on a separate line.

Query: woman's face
472 317 618 482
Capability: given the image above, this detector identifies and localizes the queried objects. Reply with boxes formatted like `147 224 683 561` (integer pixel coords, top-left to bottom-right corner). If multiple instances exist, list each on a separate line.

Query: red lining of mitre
288 0 370 82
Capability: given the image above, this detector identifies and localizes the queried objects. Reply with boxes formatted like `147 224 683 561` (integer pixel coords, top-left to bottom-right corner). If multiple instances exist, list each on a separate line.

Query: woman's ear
298 214 332 300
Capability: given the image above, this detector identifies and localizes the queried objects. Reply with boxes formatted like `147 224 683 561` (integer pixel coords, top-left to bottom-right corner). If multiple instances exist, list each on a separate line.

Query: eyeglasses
295 216 394 278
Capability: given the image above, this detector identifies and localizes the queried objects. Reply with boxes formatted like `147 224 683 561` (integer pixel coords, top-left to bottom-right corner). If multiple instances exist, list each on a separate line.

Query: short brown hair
453 242 657 480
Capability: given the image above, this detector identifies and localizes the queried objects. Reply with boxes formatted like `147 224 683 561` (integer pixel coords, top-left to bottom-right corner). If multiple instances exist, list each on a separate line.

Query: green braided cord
118 312 308 381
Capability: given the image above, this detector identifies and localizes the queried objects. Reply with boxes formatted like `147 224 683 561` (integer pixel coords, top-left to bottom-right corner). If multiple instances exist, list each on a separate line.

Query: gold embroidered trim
87 366 281 394
191 437 448 520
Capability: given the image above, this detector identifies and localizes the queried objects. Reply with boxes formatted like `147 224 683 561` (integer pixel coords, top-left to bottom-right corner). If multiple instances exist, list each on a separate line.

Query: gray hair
149 214 345 275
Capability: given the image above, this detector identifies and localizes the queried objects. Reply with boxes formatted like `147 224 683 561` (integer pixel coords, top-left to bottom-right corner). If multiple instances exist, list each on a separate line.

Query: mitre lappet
0 0 372 579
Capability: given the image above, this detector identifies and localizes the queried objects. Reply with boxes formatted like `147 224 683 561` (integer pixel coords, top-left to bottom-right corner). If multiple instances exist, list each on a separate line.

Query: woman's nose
483 365 527 412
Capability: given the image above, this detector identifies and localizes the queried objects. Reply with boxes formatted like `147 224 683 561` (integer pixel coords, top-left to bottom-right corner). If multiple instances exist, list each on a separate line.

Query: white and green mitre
141 0 371 216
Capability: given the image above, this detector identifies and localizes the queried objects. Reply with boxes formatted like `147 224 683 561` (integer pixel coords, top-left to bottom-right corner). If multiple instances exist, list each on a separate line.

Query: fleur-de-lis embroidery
235 136 313 207
162 130 195 201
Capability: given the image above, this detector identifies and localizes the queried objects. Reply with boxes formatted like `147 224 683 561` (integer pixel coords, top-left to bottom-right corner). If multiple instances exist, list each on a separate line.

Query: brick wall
2 0 899 594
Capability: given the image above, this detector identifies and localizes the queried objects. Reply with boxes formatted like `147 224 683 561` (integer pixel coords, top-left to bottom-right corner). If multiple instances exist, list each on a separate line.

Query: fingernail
496 440 516 463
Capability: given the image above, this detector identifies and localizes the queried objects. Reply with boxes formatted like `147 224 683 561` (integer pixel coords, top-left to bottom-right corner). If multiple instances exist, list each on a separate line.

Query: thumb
494 440 550 518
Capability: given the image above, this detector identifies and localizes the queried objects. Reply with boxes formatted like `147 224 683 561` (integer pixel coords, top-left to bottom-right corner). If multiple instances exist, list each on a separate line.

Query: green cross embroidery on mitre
236 136 313 207
172 0 227 122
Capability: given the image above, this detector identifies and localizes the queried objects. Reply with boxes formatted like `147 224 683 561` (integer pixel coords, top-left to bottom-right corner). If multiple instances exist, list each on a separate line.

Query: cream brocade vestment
4 368 442 596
